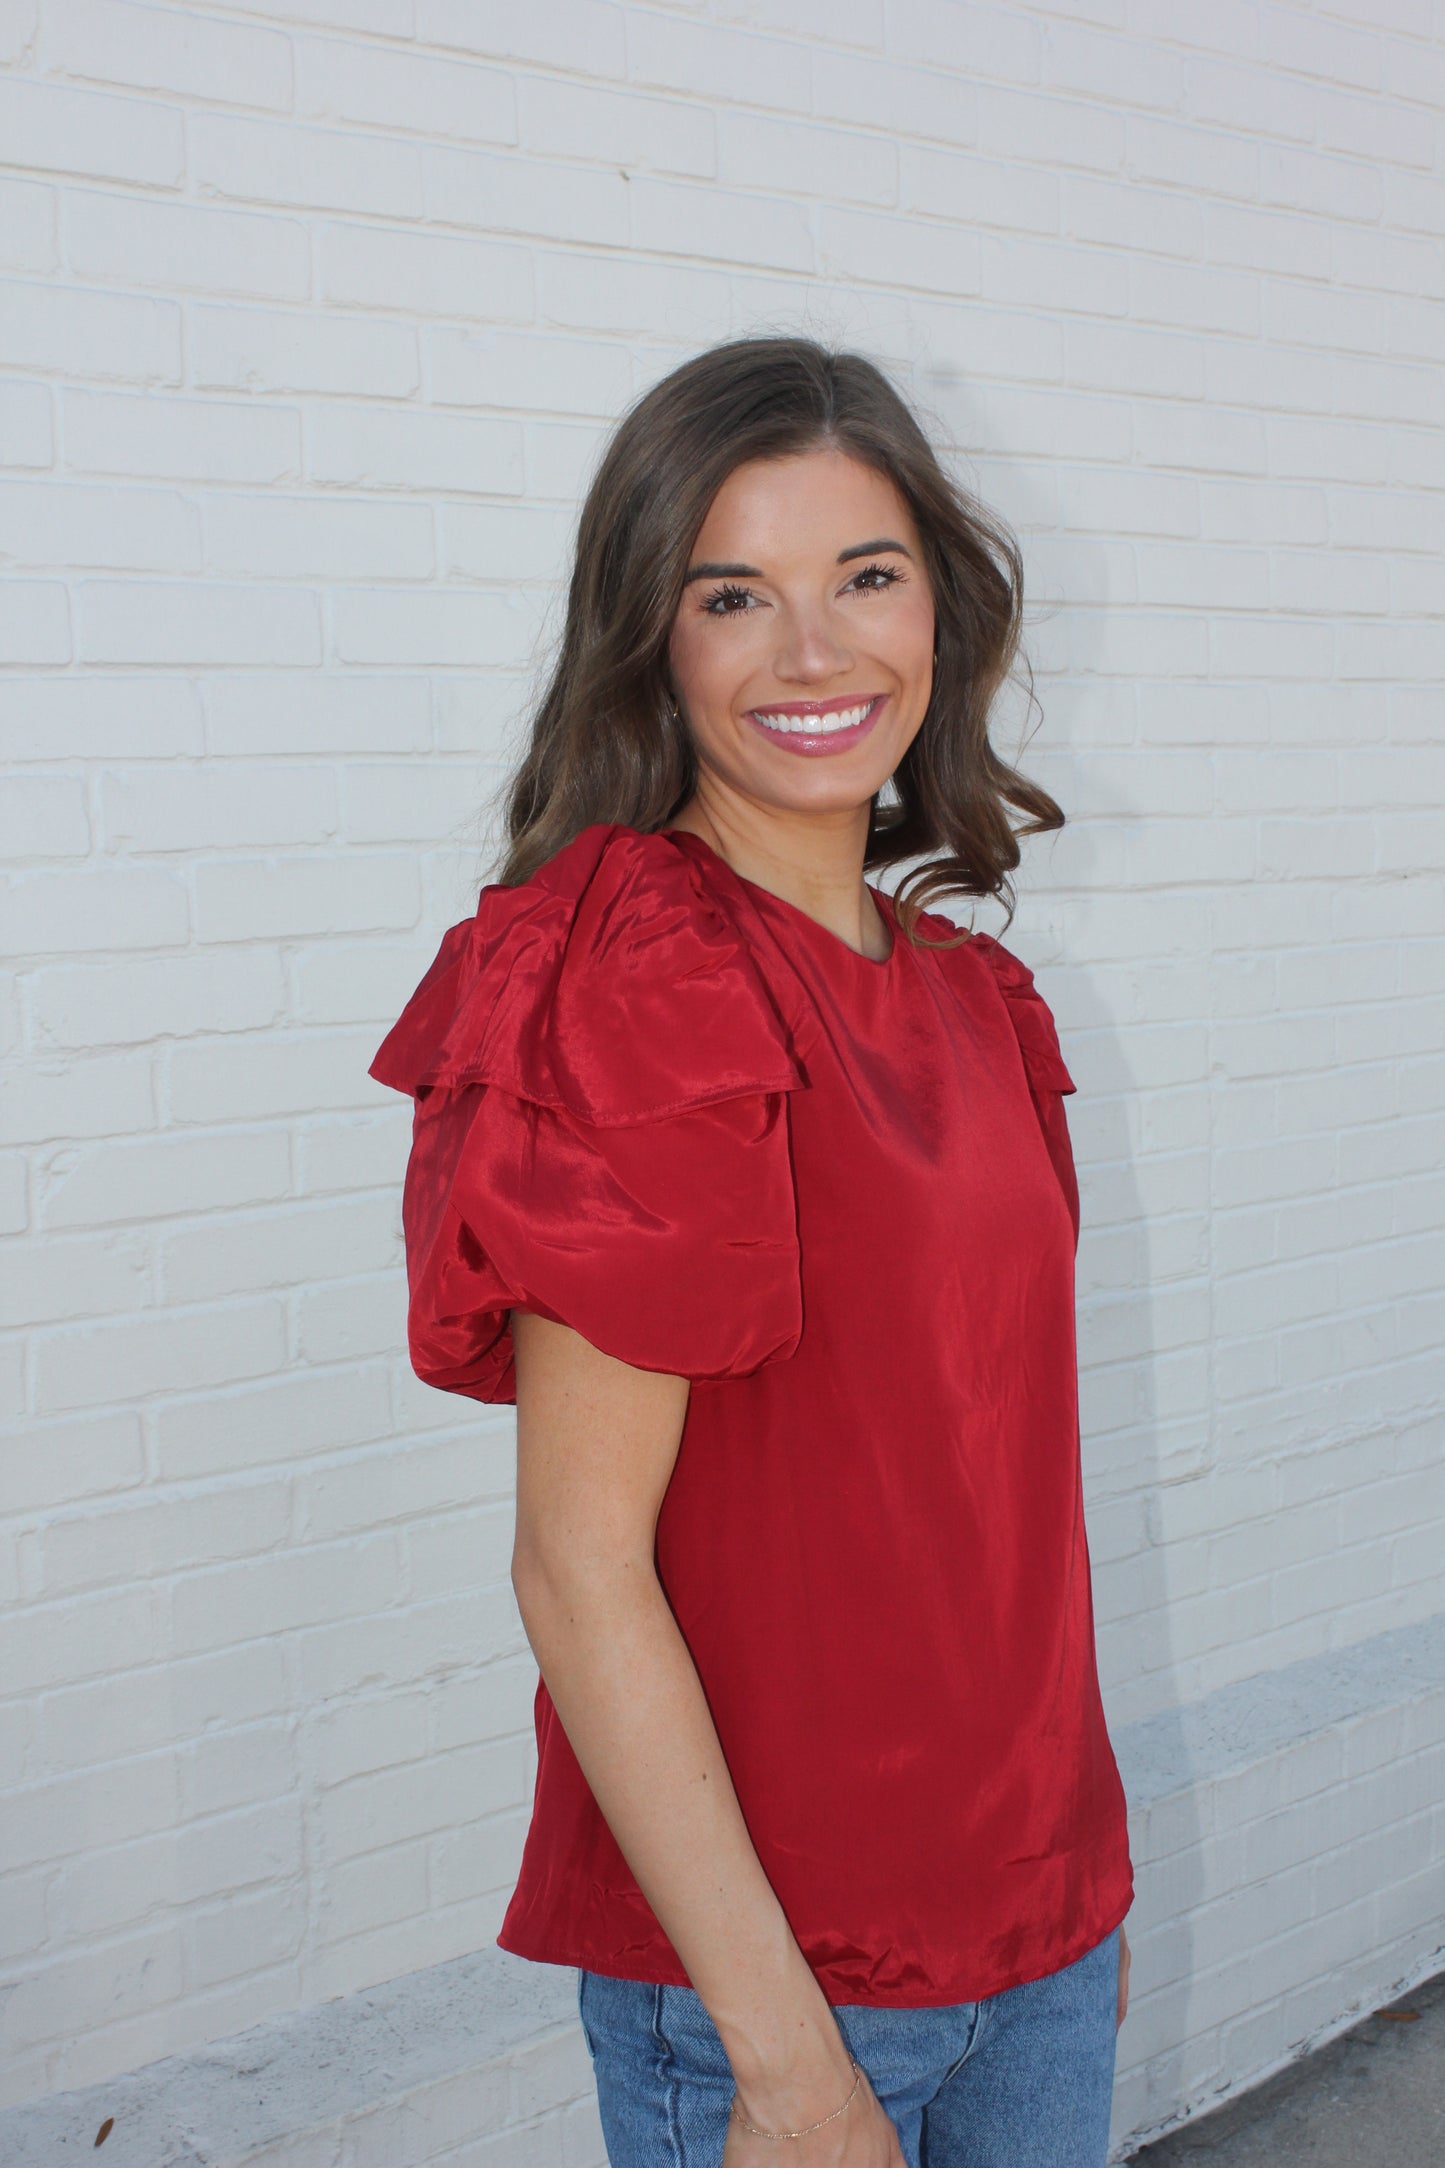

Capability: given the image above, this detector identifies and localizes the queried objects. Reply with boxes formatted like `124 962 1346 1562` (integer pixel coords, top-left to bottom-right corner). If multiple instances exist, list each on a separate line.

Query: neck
667 792 889 962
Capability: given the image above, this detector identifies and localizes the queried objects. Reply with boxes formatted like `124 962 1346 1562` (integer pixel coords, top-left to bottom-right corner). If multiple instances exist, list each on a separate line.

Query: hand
1117 1924 1131 2029
724 2059 906 2167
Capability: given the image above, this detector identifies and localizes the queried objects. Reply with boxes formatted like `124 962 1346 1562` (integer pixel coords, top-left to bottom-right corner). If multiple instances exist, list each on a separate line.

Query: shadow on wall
919 354 1208 2149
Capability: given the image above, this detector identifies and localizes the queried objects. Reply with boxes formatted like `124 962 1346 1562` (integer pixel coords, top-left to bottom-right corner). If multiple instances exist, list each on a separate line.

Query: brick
1133 403 1265 475
1 1051 155 1145
332 586 544 666
39 1127 291 1230
1065 174 1199 259
1262 143 1385 224
171 1535 402 1653
290 936 426 1027
0 175 56 274
0 479 199 572
636 173 818 271
298 1434 497 1546
901 146 1056 233
517 78 715 178
1 866 189 955
890 0 1040 84
721 112 898 209
965 384 1131 464
80 580 321 666
820 205 978 293
429 330 632 419
2 1730 175 1861
0 581 70 664
194 854 419 945
1047 25 1183 109
1336 228 1445 310
47 0 291 108
0 774 87 858
308 406 524 495
0 76 184 185
320 219 532 320
813 48 979 148
1263 7 1381 89
191 303 420 398
423 145 629 248
1269 417 1390 486
316 1839 428 1939
296 1270 406 1364
200 492 435 580
33 1298 287 1411
234 0 411 27
45 1647 292 1774
627 13 811 114
1318 85 1434 166
980 233 1128 315
102 762 340 851
1205 202 1334 281
1130 116 1259 202
341 764 485 847
67 189 309 302
1069 323 1204 399
160 1196 398 1302
525 419 609 502
297 1108 408 1195
0 0 37 64
206 674 432 756
194 109 423 219
4 676 203 761
64 390 299 485
536 248 731 337
0 378 52 467
416 0 626 74
296 34 516 144
1188 57 1318 143
30 948 285 1051
153 1363 395 1480
320 1734 527 1856
0 1152 28 1235
40 1479 290 1601
164 1023 389 1123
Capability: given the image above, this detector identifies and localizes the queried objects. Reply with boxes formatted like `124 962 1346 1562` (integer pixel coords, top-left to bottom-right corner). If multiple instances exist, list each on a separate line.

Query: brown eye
701 583 756 616
850 563 904 593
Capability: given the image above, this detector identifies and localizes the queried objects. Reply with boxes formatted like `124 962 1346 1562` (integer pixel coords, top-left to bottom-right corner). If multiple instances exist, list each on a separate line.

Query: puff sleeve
369 824 810 1403
971 933 1081 1250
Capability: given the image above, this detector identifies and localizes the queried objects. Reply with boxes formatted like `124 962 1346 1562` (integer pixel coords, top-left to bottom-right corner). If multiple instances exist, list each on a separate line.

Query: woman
372 337 1134 2167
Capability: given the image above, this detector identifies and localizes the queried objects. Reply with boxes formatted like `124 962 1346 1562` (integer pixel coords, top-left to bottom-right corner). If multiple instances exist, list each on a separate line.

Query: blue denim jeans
577 1925 1120 2167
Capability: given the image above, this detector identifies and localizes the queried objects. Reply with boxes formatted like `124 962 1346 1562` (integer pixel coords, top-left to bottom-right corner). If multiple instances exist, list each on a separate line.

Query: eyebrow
681 537 914 587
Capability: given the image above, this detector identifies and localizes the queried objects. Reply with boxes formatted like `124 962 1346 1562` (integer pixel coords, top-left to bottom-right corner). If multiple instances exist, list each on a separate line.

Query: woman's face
666 445 935 818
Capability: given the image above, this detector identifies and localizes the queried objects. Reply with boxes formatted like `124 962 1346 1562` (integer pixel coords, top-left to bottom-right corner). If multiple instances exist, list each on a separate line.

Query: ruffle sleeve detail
971 933 1081 1249
369 824 809 1403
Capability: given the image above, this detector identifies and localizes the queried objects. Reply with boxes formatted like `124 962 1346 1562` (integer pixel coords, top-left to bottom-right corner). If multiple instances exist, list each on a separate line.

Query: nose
770 603 853 685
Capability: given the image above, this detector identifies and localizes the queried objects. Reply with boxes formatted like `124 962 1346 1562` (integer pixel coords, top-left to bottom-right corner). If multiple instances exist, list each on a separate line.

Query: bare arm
509 1308 903 2159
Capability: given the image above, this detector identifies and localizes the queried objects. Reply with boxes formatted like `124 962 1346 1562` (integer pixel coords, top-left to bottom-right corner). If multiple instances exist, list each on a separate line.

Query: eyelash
698 562 906 617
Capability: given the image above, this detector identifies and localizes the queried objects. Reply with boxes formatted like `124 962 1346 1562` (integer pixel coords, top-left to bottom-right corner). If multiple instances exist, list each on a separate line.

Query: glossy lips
745 693 885 757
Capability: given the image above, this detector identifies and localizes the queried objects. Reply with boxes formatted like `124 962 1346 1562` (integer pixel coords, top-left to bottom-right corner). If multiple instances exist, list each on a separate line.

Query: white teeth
754 699 875 735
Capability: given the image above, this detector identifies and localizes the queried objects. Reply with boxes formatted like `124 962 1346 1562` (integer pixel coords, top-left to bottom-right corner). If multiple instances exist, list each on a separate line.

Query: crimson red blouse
371 820 1133 2006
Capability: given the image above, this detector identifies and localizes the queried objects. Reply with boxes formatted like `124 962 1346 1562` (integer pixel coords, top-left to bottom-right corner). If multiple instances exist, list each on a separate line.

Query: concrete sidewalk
1129 1968 1445 2163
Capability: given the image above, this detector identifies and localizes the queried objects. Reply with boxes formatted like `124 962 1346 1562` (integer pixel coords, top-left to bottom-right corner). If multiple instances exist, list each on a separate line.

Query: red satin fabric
371 821 1134 2005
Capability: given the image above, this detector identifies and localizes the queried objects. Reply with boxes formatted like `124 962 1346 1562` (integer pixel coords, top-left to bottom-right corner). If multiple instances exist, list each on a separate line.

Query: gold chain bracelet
730 2057 863 2142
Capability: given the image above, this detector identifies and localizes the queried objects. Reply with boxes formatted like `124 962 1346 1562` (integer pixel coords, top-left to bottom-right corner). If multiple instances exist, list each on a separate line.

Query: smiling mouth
749 695 884 738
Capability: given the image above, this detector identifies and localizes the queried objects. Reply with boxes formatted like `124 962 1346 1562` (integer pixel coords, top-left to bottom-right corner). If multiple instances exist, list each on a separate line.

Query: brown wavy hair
494 335 1063 945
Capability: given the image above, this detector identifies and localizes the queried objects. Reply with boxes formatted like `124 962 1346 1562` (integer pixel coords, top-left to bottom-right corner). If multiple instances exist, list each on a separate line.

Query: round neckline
663 826 896 971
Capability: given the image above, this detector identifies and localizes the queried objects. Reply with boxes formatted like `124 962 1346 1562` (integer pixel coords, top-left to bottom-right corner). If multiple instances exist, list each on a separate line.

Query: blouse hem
495 1873 1135 2011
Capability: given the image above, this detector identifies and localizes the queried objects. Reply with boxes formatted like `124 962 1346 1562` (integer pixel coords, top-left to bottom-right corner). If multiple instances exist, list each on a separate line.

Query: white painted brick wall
3 0 1442 2149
